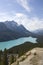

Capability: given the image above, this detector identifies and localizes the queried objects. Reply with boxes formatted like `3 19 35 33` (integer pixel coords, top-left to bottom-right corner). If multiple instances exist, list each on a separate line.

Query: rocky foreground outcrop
11 47 43 65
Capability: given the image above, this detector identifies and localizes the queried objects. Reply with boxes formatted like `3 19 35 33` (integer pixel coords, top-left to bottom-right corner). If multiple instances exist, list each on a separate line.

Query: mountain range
0 21 31 42
0 21 43 43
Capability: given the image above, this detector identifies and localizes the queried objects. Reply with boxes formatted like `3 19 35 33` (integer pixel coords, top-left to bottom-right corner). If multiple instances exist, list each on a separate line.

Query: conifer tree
2 48 8 65
10 55 14 65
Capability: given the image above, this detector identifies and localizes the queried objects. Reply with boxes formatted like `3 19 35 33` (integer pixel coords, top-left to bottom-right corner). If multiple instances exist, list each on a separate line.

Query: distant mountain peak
34 29 43 36
5 20 18 25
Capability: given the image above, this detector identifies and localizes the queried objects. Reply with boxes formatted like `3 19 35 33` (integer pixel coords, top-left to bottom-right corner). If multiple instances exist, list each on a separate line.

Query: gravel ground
19 48 43 65
11 48 43 65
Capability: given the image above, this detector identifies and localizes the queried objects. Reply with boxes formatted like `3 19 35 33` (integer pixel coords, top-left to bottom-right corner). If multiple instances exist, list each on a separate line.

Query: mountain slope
4 21 31 36
19 48 43 65
0 22 19 41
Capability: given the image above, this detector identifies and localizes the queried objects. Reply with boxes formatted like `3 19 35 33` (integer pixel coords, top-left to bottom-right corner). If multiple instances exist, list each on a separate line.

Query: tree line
0 48 15 65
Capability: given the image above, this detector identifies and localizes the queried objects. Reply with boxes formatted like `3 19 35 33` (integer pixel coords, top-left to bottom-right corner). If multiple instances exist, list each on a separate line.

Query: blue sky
0 0 43 31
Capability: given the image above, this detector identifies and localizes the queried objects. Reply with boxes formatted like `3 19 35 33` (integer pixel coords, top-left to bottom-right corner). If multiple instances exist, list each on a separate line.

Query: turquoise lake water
0 37 37 50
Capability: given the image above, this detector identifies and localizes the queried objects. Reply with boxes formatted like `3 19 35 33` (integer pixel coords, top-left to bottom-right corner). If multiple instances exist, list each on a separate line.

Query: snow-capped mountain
4 20 18 30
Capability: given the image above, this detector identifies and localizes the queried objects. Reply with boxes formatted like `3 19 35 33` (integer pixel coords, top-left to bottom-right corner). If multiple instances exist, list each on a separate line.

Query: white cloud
0 12 43 31
17 0 31 12
27 17 43 31
14 13 28 24
14 13 43 31
0 12 15 21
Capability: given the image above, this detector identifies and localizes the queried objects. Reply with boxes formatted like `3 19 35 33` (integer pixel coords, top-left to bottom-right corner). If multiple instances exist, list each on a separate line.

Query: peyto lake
0 37 37 50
